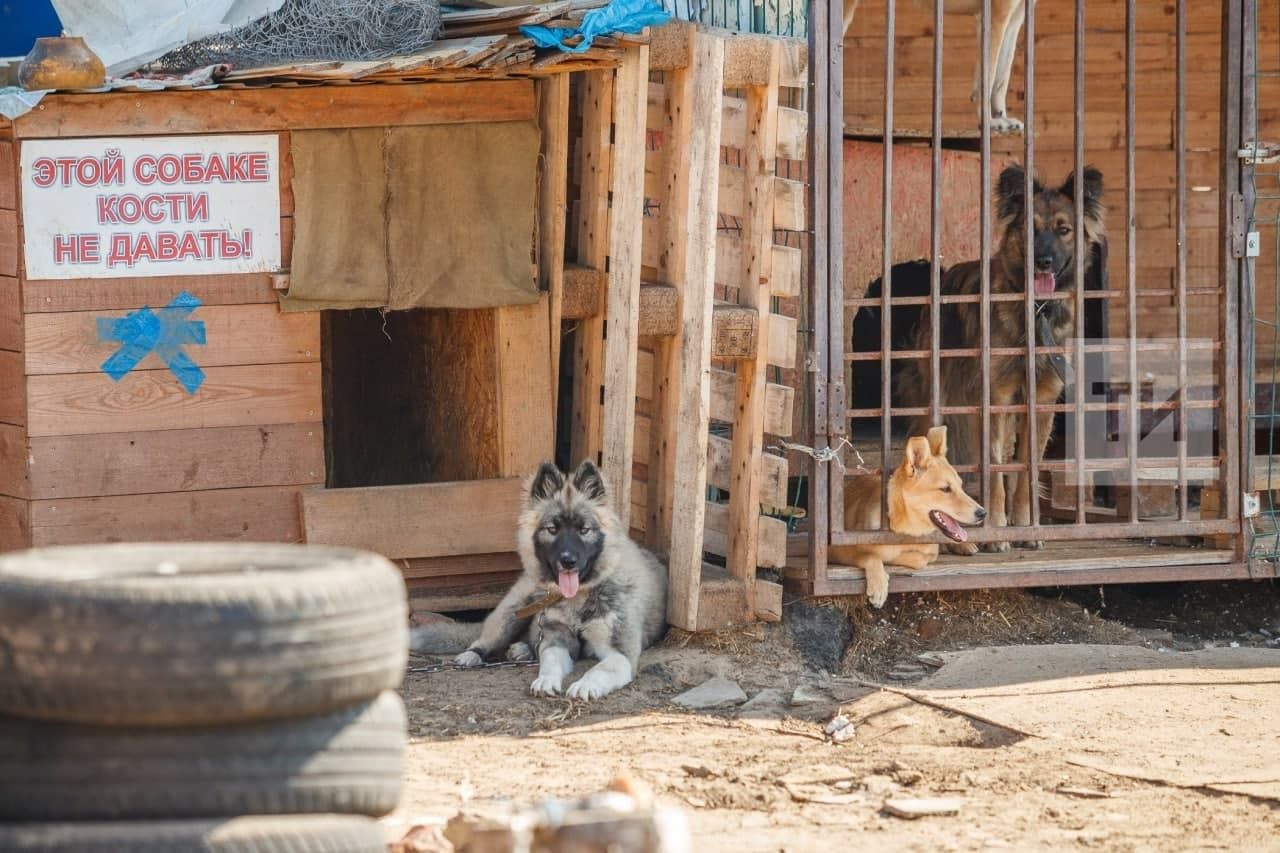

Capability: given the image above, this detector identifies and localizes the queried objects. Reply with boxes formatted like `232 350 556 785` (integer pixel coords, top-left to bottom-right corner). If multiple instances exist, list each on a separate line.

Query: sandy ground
395 585 1280 851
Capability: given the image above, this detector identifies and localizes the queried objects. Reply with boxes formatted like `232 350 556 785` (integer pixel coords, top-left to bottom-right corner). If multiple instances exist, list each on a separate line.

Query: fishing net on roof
150 0 443 72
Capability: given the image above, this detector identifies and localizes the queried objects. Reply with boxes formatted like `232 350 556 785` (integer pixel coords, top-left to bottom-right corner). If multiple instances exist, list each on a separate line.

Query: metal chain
408 658 540 675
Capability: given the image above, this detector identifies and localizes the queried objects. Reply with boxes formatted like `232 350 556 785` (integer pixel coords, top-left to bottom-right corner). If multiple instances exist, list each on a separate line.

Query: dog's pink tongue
1034 272 1056 296
557 570 580 598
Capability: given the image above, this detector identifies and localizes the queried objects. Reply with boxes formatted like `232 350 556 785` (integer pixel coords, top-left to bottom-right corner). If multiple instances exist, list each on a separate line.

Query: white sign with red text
21 135 281 280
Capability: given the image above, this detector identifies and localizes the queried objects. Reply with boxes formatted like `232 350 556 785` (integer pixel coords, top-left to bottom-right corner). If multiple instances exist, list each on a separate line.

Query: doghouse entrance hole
321 308 502 488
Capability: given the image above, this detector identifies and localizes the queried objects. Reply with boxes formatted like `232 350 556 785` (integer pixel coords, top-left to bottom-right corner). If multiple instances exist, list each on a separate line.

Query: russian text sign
21 134 281 280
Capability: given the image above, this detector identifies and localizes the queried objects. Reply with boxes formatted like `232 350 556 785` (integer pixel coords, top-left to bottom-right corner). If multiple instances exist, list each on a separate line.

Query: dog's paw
529 675 564 697
981 541 1012 553
1016 540 1045 551
866 577 889 609
947 541 980 557
565 671 624 702
506 642 534 662
454 649 483 667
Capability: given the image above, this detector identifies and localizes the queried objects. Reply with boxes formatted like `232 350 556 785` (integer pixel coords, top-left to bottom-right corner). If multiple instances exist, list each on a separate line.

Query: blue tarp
521 0 671 54
0 0 62 57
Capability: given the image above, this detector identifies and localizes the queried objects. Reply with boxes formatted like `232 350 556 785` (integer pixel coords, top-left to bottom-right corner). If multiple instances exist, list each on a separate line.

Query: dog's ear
569 460 609 502
904 436 933 477
926 425 948 459
1061 166 1104 220
528 461 566 501
996 164 1028 221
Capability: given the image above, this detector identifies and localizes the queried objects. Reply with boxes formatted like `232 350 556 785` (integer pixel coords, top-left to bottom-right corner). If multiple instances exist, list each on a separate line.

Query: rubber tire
0 542 407 726
0 690 405 821
0 816 387 853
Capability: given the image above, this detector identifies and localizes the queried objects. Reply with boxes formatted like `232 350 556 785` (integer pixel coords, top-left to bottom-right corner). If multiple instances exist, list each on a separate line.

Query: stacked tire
0 543 410 852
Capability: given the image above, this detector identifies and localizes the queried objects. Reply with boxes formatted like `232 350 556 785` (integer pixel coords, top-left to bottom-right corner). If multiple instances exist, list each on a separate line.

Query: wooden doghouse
0 14 811 631
0 8 654 609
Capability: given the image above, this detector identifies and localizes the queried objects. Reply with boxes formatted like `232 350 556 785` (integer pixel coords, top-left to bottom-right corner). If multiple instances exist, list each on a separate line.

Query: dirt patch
397 585 1280 851
832 588 1142 679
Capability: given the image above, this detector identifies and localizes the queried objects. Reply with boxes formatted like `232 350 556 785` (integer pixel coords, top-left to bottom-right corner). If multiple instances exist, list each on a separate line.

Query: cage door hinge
1238 143 1280 164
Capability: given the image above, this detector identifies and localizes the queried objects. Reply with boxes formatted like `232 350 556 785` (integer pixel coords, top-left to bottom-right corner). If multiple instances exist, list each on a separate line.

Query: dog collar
516 590 564 619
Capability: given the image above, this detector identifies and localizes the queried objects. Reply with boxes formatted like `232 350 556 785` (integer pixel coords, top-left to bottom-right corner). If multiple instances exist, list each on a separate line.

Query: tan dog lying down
831 427 986 608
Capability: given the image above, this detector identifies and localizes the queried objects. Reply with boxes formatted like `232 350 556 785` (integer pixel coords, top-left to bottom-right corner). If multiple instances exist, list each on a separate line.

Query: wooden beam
662 31 725 632
694 564 751 632
495 294 555 476
22 273 277 314
26 423 322 500
725 42 782 616
302 478 522 559
26 362 320 437
642 221 801 296
0 423 28 499
710 368 792 436
703 500 788 569
0 275 20 352
768 311 798 369
600 45 650 520
637 282 678 336
718 166 805 232
647 85 807 161
754 579 783 623
569 71 613 470
711 304 758 359
560 264 605 320
537 75 570 415
706 433 787 508
648 23 806 88
30 485 302 546
24 305 318 375
12 80 536 138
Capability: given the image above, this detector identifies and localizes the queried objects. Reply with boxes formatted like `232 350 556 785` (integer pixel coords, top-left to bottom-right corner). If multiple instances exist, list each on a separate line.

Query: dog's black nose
558 552 577 568
1034 255 1055 271
974 507 988 521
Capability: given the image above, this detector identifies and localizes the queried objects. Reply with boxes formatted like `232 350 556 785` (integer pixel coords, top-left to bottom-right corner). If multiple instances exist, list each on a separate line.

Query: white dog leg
530 645 573 696
566 652 634 701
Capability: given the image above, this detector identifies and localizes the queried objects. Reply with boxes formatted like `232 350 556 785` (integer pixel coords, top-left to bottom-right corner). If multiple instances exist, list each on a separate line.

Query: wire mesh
659 0 804 36
150 0 442 72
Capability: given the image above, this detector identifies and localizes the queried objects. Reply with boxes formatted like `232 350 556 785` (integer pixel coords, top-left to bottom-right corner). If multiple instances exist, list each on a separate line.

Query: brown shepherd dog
900 163 1105 552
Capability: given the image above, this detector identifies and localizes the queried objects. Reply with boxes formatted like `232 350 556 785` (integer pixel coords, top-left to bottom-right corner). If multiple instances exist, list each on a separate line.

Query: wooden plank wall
842 0 1234 348
638 23 807 629
8 128 322 549
0 123 28 550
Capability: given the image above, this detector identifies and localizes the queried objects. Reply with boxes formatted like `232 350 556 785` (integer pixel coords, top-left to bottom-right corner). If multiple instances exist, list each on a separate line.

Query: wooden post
662 32 726 631
600 46 650 521
536 75 570 415
725 42 782 614
569 71 614 471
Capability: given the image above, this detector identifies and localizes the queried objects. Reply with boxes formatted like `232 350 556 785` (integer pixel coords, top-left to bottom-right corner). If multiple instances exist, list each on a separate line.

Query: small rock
823 713 856 743
861 774 900 798
823 714 851 736
916 652 946 668
790 684 829 706
882 797 964 819
672 677 747 710
739 688 788 712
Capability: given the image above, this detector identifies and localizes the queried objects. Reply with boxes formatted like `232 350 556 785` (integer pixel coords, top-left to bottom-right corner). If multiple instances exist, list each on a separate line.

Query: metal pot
18 36 105 91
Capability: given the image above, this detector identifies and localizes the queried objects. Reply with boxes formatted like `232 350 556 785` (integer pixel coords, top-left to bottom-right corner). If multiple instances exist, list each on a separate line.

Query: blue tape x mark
97 291 207 394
